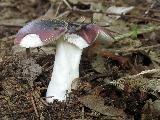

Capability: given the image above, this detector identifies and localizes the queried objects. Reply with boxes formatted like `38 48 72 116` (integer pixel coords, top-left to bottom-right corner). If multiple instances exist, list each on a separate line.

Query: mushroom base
46 40 82 102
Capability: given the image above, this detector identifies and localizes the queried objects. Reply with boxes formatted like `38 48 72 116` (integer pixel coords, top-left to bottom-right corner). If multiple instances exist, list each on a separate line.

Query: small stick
62 0 72 9
133 69 160 77
1 35 15 42
108 44 160 53
138 7 160 13
70 8 160 23
55 1 63 17
26 48 31 58
81 106 85 119
36 47 47 55
40 98 49 106
144 1 156 16
55 10 71 19
0 24 23 27
114 25 160 41
30 93 39 118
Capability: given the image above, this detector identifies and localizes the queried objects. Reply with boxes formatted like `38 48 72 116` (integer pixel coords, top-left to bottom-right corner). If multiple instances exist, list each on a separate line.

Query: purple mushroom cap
15 20 68 45
15 19 112 47
77 24 113 44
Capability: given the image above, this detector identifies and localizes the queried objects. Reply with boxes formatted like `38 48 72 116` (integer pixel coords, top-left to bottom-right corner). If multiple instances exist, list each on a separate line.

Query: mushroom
15 19 113 102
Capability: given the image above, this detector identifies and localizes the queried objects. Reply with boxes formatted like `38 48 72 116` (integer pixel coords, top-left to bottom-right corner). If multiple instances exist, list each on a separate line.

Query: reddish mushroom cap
15 20 68 45
15 19 113 47
77 24 113 44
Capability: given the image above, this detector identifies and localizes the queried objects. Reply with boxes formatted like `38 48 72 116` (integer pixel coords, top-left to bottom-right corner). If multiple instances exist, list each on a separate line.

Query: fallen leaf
106 6 134 19
79 95 126 119
100 51 129 69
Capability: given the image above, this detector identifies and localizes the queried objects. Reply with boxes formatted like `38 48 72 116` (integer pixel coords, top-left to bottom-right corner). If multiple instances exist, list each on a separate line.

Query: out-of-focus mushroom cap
15 20 68 45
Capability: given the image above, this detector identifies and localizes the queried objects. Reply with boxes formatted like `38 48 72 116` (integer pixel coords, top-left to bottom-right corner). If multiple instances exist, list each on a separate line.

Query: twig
110 68 160 90
30 93 39 118
138 7 160 13
108 44 160 53
70 8 160 23
133 69 160 77
1 35 16 42
40 98 49 106
62 0 72 9
36 47 47 55
144 1 156 16
81 106 85 119
114 25 160 41
55 1 63 17
0 2 14 7
45 65 54 72
122 68 160 79
0 107 34 115
0 24 23 27
55 10 71 19
26 48 31 58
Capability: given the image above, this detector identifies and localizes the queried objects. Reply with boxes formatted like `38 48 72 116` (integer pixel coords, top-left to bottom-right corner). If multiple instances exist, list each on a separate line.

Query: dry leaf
79 95 126 119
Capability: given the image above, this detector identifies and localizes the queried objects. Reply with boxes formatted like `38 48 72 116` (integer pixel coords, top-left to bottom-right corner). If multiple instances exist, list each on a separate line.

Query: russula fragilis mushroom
15 19 113 102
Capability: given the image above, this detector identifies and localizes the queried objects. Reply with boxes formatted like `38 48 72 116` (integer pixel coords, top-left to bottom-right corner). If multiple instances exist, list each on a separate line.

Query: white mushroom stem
46 34 89 102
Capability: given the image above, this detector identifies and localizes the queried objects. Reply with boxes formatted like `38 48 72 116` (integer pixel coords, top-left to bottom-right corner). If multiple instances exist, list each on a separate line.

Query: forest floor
0 0 160 120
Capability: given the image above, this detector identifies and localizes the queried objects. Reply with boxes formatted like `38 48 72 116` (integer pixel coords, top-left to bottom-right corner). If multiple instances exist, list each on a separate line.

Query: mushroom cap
15 20 68 45
77 24 113 44
15 19 113 48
